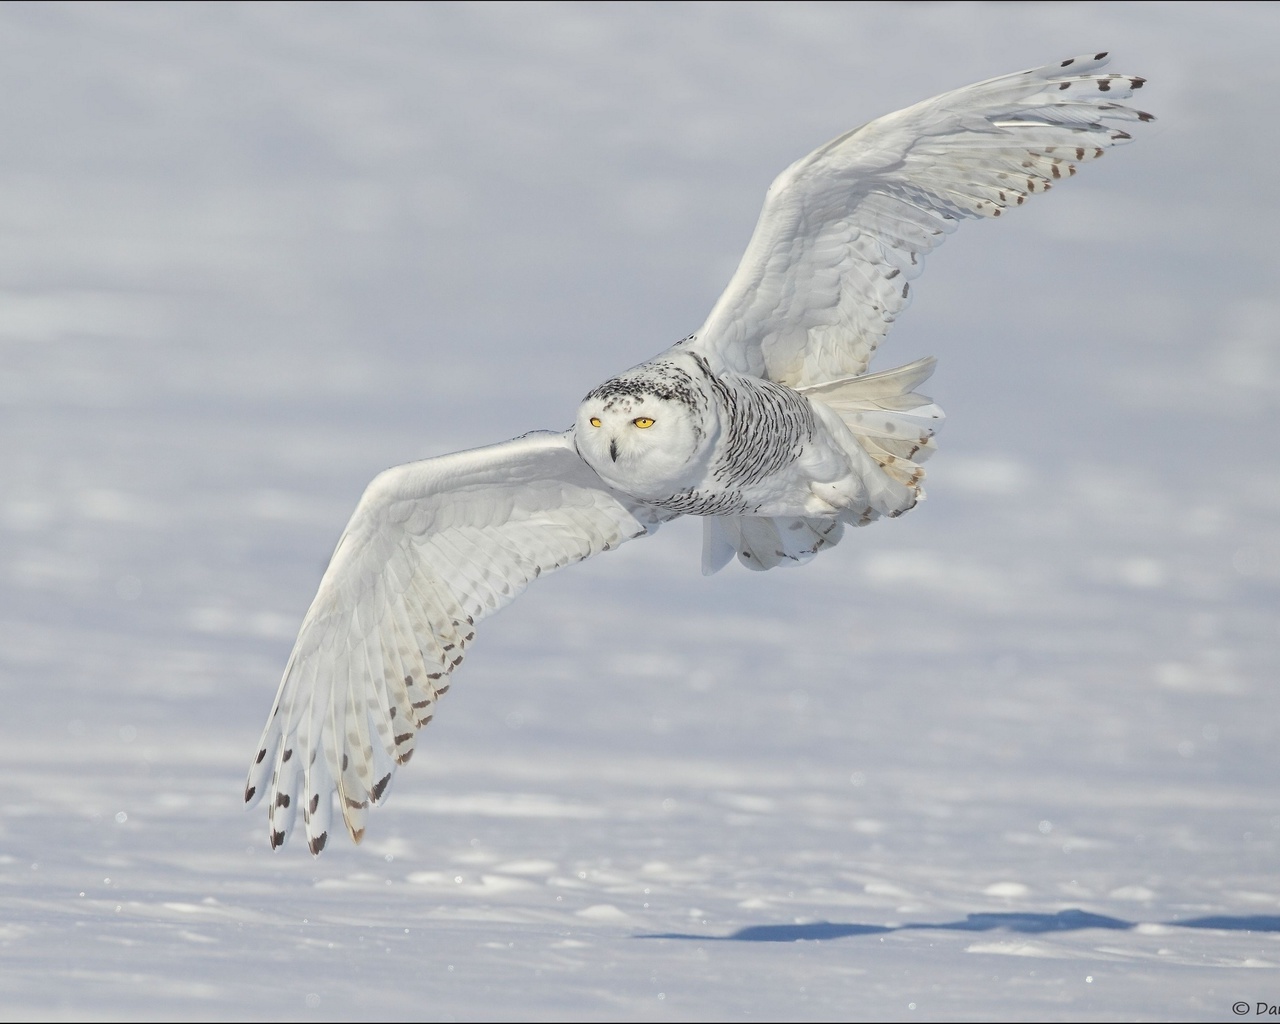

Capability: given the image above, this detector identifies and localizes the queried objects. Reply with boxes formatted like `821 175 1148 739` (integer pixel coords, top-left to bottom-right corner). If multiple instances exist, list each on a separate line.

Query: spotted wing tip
1060 51 1106 69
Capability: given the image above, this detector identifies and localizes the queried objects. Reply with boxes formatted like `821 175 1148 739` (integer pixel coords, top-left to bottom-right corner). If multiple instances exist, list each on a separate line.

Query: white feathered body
574 349 942 570
246 53 1151 853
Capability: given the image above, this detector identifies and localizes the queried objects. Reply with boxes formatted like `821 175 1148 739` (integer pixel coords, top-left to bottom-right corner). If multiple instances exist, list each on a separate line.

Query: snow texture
1 4 1278 1021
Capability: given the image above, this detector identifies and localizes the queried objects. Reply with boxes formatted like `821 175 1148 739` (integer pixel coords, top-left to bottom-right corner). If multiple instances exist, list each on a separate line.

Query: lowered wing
244 430 662 853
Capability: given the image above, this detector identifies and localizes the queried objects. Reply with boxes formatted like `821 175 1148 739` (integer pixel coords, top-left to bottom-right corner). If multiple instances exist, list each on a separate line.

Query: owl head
574 358 717 497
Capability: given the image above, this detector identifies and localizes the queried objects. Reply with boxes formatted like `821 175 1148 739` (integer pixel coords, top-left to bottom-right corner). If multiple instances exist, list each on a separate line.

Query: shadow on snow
638 910 1280 943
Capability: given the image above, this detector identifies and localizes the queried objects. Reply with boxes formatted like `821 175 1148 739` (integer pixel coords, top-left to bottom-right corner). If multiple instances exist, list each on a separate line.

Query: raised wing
244 430 662 853
687 52 1152 388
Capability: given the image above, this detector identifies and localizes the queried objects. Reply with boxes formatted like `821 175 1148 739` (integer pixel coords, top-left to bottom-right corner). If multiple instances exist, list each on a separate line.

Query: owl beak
609 439 619 462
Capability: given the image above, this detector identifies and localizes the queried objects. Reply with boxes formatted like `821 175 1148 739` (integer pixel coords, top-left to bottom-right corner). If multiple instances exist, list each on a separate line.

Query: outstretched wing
244 430 662 854
687 52 1152 388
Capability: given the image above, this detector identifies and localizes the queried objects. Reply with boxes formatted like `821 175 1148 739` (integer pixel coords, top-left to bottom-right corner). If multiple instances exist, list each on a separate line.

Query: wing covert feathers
245 430 660 853
689 52 1151 388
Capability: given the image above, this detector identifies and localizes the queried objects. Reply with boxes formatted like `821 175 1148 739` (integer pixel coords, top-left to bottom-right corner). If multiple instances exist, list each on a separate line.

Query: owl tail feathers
702 515 846 574
702 358 944 575
800 356 945 506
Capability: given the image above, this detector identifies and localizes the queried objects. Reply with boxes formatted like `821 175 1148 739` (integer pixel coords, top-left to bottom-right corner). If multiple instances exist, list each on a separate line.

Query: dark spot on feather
1051 164 1061 179
275 793 290 808
309 832 327 855
1061 57 1075 67
397 749 414 765
282 748 293 762
901 282 910 299
436 684 450 695
309 793 319 814
1132 77 1145 88
271 830 285 848
450 656 463 668
1058 81 1070 90
1095 51 1107 59
244 785 256 802
1098 79 1111 92
427 672 442 681
373 774 391 801
255 748 267 764
886 268 900 279
341 754 348 771
465 632 475 642
412 698 431 709
395 732 413 745
1138 111 1154 122
344 797 366 809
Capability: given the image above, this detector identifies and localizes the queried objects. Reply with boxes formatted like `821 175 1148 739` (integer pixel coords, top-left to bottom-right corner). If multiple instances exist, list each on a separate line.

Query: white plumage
246 53 1151 853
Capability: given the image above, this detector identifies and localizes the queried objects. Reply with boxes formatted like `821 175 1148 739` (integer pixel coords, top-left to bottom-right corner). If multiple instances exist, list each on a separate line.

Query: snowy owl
246 53 1151 853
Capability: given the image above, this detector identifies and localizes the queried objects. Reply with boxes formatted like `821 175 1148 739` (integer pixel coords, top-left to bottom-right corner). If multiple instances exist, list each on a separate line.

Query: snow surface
2 3 1278 1020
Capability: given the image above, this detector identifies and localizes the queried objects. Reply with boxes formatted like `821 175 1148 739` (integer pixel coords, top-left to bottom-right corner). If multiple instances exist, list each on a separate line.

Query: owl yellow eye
633 417 655 429
589 417 602 428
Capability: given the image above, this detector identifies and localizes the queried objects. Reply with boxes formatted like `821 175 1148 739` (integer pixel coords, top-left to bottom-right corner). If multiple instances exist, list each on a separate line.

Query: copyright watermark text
1233 1003 1280 1016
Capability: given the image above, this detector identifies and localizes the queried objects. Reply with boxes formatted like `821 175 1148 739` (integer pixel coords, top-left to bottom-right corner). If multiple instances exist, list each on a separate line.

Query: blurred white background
1 4 1277 1020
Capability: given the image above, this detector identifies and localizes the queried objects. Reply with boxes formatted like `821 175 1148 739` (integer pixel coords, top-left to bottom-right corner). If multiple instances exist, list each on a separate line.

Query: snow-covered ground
2 3 1278 1020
